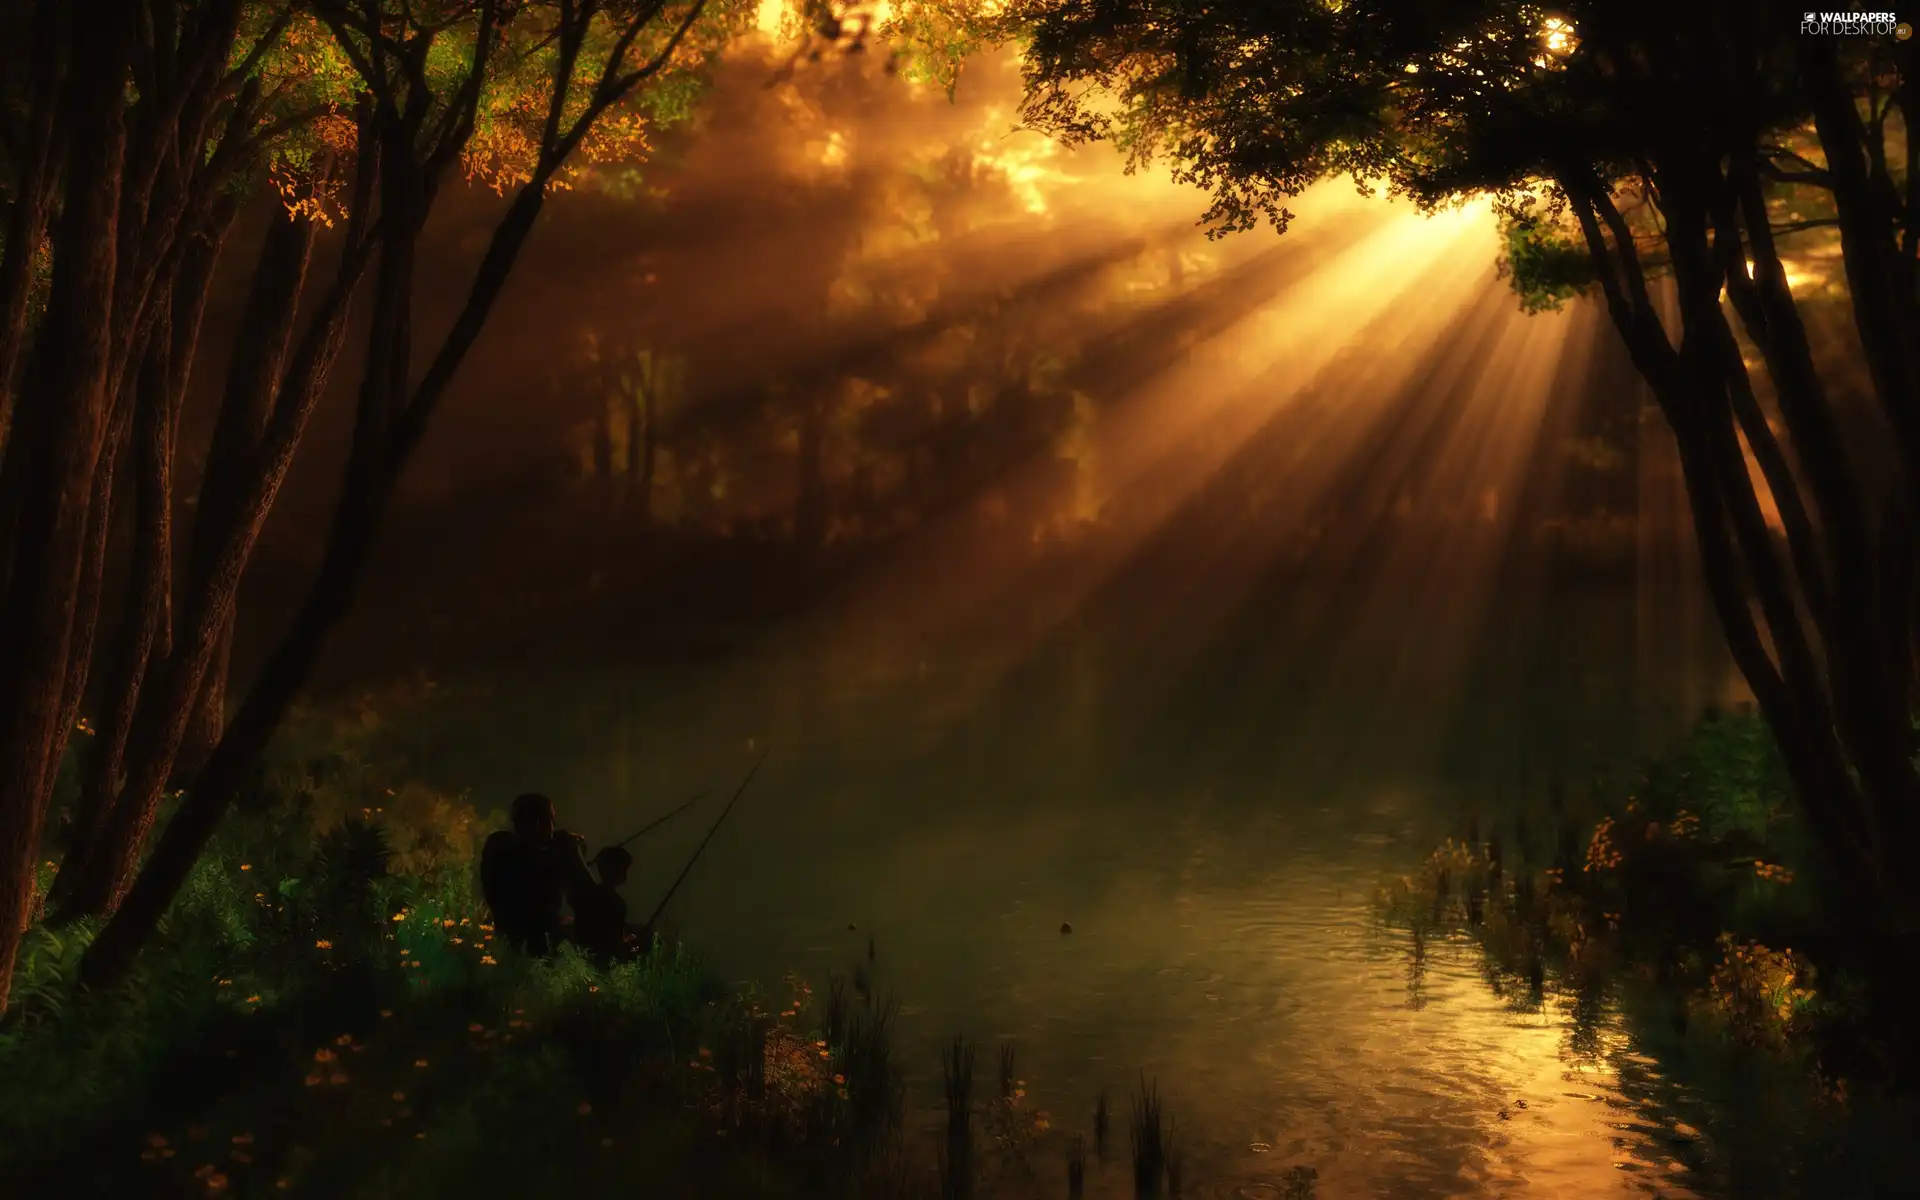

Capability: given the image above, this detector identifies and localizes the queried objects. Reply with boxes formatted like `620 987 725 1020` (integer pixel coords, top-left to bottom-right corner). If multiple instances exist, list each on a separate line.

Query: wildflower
336 1034 352 1046
246 994 262 1005
480 954 497 965
697 1047 710 1058
239 863 251 871
304 1074 322 1087
586 984 597 993
392 913 406 922
415 1059 430 1068
833 1073 845 1084
315 939 333 950
380 1009 393 1018
411 960 421 968
313 1048 337 1063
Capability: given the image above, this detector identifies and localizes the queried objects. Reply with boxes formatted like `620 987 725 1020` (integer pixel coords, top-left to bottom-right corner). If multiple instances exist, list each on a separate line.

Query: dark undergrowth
0 715 928 1200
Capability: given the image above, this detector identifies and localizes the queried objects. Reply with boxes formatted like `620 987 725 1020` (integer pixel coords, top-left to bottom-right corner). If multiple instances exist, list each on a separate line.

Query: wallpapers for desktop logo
1800 10 1907 36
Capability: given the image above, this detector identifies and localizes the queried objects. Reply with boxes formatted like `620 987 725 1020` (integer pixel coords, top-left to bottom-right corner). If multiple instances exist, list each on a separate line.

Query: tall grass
1129 1073 1166 1197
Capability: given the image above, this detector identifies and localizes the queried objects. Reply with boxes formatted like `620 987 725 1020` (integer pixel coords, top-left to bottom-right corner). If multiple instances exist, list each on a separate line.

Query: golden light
1542 15 1576 54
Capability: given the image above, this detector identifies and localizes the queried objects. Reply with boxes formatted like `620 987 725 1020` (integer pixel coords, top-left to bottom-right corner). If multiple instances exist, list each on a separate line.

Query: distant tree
985 0 1918 1003
581 331 684 525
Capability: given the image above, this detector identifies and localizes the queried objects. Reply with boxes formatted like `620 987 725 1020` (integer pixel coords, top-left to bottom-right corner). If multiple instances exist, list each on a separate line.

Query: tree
78 0 746 991
0 0 358 1011
988 0 1918 999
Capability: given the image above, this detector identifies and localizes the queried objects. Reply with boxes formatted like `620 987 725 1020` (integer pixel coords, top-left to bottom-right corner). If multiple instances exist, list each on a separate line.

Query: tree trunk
0 0 65 445
80 472 394 990
637 378 658 529
0 2 137 1014
82 135 565 987
796 391 827 556
59 212 347 920
51 208 231 911
171 619 231 787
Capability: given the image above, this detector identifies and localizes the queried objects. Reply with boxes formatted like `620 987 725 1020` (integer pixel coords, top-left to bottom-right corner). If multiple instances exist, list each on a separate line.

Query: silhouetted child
573 845 638 959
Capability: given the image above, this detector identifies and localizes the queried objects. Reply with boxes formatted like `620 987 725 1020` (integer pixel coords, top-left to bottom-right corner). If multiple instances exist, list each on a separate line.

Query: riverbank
4 716 928 1199
1379 708 1918 1195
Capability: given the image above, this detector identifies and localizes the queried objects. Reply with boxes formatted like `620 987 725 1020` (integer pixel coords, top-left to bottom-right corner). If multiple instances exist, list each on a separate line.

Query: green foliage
1495 209 1595 314
1648 709 1791 844
882 0 998 98
0 741 720 1194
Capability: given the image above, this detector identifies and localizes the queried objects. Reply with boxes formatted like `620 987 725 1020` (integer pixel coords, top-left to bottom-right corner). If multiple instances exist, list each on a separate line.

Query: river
367 557 1749 1198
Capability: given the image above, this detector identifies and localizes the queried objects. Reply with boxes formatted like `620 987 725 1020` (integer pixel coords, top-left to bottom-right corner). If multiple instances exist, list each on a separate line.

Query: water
377 569 1744 1199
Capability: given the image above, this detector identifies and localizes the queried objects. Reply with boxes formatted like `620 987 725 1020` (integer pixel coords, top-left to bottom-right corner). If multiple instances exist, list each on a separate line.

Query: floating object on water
1060 921 1073 934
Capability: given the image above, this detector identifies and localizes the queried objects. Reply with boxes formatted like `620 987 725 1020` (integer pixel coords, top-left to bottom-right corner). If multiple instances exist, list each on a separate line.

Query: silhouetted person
480 793 594 955
573 845 640 960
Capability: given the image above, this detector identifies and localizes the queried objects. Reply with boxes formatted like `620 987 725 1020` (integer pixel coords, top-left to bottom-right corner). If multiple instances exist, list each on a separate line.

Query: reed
1128 1073 1166 1198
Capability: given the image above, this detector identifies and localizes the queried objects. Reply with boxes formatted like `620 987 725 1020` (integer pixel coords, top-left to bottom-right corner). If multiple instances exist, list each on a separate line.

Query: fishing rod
645 747 770 931
608 788 712 850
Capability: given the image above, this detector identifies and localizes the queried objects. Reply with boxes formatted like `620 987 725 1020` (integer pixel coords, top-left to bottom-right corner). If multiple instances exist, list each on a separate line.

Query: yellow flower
239 864 251 871
315 939 333 950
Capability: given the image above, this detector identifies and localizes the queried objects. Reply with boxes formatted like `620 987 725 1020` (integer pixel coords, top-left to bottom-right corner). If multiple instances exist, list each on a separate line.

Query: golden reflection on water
829 798 1713 1199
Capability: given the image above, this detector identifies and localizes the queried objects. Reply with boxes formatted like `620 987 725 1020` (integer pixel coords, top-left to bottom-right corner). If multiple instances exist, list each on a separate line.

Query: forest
0 1 1915 1197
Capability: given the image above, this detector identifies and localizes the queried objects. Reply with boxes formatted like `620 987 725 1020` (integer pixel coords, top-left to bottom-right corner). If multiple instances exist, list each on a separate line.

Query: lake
373 556 1750 1199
